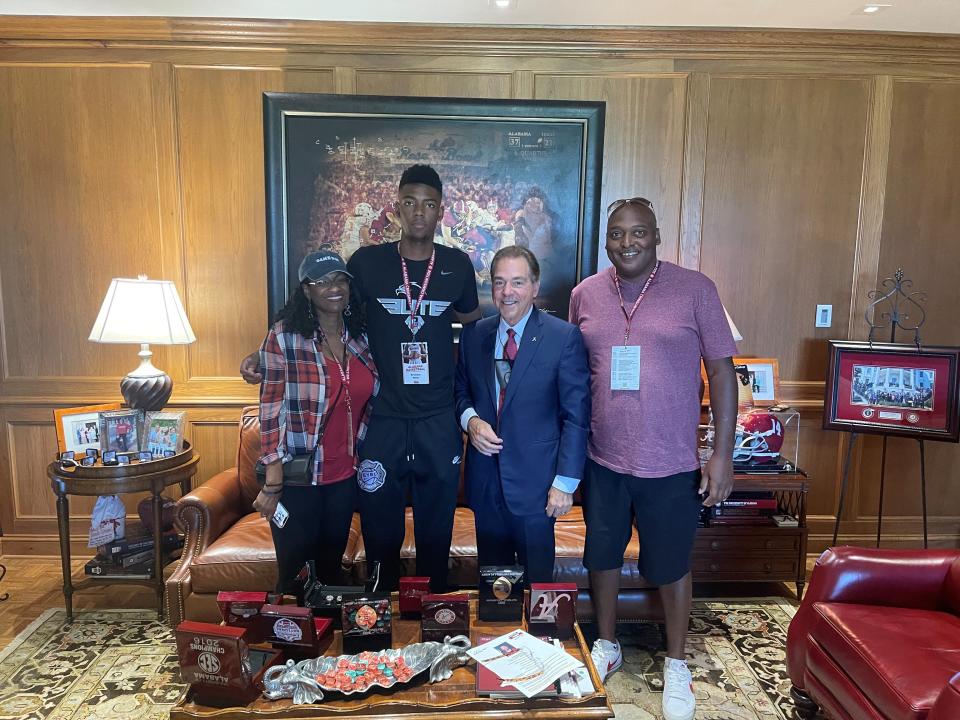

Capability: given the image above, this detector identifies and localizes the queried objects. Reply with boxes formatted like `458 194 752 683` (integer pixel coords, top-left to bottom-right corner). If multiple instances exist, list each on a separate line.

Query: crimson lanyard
322 328 354 458
613 260 660 345
398 244 436 336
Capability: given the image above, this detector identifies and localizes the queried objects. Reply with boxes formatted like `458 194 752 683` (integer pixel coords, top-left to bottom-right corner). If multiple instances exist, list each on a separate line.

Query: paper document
467 629 583 698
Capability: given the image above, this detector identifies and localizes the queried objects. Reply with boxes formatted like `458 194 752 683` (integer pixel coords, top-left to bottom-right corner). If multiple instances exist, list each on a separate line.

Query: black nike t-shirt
347 242 479 418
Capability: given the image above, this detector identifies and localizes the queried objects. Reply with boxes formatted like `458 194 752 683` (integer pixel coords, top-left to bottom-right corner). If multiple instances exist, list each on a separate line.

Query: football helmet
733 410 784 463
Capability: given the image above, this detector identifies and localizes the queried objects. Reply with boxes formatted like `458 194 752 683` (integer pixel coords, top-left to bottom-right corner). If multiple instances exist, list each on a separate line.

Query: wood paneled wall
1 18 959 556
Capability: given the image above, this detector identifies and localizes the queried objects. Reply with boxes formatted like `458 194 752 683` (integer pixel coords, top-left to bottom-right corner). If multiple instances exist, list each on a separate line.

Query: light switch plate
816 304 832 328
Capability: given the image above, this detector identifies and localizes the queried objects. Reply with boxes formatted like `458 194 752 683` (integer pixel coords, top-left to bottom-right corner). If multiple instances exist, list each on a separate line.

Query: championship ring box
175 621 283 708
399 576 431 619
261 604 333 659
527 583 578 639
216 591 268 643
305 584 365 624
420 593 470 642
341 593 392 654
478 565 526 622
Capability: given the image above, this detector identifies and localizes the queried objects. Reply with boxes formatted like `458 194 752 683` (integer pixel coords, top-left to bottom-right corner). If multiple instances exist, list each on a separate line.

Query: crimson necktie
497 328 518 415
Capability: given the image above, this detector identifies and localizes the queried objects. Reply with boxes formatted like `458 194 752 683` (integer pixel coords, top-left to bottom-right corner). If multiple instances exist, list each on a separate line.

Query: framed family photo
263 92 605 321
53 402 120 455
144 411 186 457
823 341 960 442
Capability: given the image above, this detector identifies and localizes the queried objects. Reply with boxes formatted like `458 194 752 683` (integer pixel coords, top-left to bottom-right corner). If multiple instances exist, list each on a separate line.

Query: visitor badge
611 345 641 390
401 342 430 385
272 502 289 529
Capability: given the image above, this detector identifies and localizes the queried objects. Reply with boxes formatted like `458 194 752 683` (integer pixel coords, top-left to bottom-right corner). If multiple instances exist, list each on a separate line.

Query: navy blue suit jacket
455 309 590 517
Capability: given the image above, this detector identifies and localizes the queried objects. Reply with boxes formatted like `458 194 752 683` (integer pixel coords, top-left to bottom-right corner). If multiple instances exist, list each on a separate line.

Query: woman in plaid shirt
255 251 379 590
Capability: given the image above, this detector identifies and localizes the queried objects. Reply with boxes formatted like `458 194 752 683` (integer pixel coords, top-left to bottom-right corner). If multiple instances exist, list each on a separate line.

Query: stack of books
709 492 777 526
84 520 184 577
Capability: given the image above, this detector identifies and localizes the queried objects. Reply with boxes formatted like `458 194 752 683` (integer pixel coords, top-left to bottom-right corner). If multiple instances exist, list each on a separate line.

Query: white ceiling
2 0 960 35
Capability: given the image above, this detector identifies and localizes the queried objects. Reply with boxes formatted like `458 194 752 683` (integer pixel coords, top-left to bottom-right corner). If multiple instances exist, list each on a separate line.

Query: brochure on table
467 629 583 698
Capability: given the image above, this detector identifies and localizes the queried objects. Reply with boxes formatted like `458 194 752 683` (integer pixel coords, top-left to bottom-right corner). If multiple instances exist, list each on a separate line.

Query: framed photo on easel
823 341 960 442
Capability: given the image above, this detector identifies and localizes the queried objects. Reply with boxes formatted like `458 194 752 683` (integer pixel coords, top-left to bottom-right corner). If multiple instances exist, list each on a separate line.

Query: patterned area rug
0 599 813 719
0 610 185 720
601 597 817 719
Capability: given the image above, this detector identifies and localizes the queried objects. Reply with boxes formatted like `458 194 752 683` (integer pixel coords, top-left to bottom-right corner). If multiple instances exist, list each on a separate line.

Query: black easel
831 269 929 549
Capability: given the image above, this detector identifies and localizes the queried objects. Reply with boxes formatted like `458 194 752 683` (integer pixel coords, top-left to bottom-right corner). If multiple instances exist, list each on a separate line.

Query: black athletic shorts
581 458 702 586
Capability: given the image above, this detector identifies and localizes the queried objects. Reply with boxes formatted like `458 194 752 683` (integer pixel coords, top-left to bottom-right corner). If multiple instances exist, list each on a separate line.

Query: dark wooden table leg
56 492 74 620
0 564 8 602
152 490 164 620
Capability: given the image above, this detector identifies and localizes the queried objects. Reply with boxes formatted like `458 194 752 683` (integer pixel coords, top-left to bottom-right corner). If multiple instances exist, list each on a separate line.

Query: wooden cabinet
691 472 808 596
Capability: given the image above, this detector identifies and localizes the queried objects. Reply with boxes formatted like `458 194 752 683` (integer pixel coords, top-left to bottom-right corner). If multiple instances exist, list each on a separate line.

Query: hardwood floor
0 554 817 649
0 555 158 647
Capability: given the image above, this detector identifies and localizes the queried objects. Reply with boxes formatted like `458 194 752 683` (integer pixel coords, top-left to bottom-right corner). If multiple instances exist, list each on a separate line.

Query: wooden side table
692 470 809 597
47 444 200 621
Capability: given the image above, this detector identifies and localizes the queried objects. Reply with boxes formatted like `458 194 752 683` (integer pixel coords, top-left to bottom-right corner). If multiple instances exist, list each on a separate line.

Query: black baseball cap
298 251 352 283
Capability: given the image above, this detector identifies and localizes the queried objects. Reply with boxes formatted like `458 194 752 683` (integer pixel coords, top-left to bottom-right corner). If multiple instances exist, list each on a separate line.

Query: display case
699 408 800 473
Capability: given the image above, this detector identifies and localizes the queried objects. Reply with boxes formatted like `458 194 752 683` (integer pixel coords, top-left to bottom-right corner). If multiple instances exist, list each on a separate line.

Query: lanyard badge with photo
399 246 435 384
610 261 659 391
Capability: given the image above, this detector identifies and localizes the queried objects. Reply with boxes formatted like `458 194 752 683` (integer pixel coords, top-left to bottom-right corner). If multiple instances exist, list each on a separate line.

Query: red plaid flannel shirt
258 323 379 485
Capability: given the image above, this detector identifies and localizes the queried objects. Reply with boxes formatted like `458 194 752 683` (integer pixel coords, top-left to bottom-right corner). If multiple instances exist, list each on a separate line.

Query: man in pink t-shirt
569 197 737 720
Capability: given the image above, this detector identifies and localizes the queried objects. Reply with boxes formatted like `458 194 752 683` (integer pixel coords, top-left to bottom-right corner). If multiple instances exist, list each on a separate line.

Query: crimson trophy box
175 621 282 707
216 591 268 643
399 576 431 618
261 604 334 658
527 583 578 639
420 593 470 642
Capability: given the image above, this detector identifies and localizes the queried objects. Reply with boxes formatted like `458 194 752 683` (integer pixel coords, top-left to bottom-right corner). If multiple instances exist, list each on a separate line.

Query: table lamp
88 275 196 411
724 307 743 342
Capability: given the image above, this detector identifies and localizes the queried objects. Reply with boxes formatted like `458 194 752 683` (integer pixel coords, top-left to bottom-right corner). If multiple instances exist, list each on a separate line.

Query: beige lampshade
88 276 195 345
88 276 195 410
724 306 743 342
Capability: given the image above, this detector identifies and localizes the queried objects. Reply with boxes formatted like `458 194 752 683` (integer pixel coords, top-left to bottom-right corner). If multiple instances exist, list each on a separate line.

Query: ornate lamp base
121 343 173 411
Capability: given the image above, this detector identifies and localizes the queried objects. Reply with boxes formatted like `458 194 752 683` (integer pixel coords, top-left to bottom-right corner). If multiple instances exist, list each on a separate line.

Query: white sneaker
590 638 622 683
662 656 695 720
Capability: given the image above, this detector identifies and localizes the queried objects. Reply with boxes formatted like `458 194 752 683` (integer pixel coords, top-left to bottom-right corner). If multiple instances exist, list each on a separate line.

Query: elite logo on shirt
376 282 452 319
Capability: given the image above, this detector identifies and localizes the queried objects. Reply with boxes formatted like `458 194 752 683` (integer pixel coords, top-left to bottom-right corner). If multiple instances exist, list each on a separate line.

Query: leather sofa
787 546 960 720
166 406 662 627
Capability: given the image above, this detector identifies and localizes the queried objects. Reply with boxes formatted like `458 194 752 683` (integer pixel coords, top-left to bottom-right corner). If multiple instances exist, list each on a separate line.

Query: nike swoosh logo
440 270 453 276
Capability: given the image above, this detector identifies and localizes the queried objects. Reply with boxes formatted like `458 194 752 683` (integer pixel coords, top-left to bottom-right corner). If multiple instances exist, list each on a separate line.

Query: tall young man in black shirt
242 165 480 592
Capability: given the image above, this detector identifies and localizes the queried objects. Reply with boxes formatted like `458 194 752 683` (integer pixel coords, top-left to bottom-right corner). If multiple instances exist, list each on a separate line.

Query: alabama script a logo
530 591 573 621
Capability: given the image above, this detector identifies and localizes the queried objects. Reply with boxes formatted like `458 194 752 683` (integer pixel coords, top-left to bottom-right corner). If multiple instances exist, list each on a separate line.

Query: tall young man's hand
240 352 262 384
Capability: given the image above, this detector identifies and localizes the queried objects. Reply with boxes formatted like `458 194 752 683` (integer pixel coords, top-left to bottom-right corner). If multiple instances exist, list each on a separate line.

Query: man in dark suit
455 246 590 583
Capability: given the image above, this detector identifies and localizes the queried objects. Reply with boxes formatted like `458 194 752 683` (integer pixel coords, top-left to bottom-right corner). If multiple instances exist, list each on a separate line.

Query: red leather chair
787 546 960 720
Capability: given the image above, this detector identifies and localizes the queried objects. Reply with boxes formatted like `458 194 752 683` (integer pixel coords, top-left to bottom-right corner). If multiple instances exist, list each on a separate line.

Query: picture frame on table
53 403 121 455
735 357 780 406
99 409 144 454
143 411 186 458
823 341 960 442
262 92 605 323
701 357 780 407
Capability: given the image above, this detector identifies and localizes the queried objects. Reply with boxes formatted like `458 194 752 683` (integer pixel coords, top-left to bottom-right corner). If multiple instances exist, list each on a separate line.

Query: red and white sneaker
590 638 622 683
662 656 696 720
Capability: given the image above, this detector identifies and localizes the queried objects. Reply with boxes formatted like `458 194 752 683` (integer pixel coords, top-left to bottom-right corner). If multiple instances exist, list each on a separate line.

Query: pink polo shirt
569 262 736 478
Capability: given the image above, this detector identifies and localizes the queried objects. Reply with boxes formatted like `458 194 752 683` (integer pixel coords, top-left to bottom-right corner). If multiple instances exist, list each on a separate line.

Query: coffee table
170 596 613 719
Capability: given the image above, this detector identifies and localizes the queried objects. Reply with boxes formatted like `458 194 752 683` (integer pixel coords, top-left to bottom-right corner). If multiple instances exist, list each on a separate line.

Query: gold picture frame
53 402 121 455
701 357 781 407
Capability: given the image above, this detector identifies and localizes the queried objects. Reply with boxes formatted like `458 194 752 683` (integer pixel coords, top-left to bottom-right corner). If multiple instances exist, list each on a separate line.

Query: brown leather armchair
167 406 661 627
